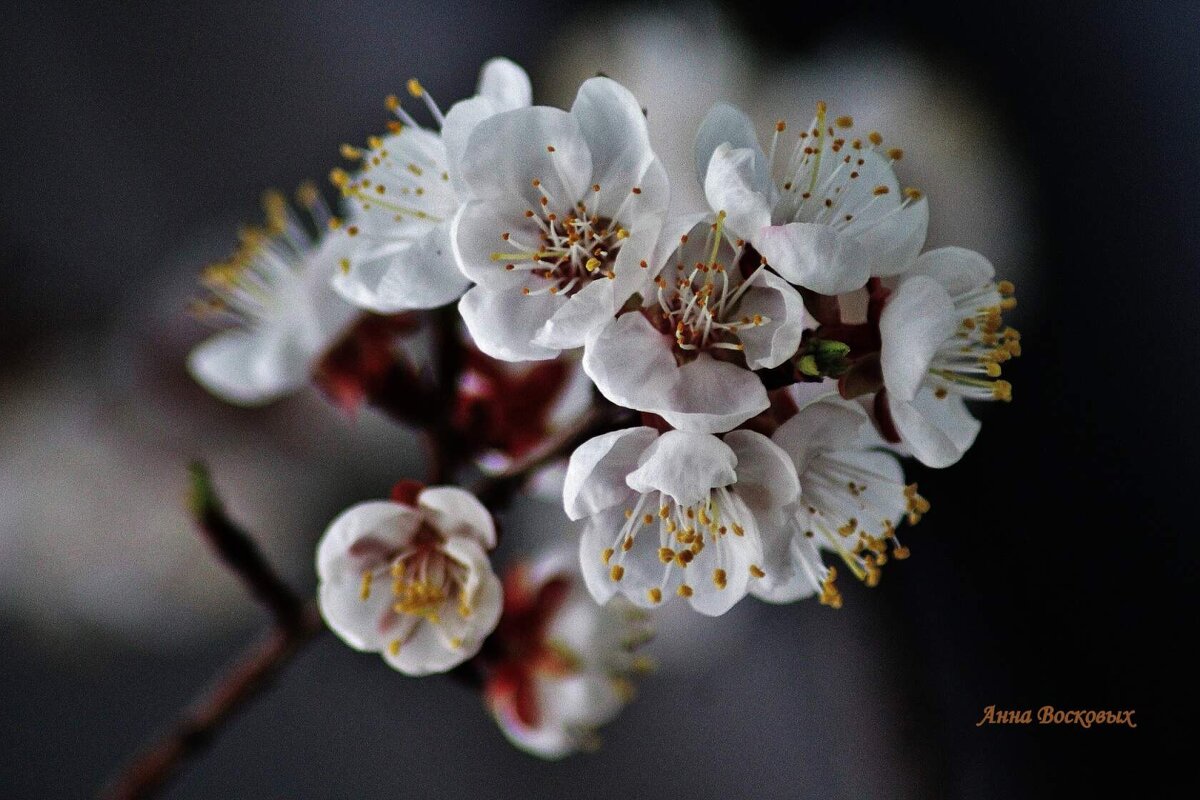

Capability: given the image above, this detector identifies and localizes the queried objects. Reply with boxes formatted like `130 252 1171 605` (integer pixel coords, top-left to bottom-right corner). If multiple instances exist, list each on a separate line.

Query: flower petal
862 197 928 277
570 77 655 216
722 430 800 513
578 507 629 604
694 103 768 192
418 486 497 549
755 222 871 295
315 500 423 581
460 106 591 214
188 327 310 407
704 143 772 242
888 388 981 468
750 525 824 604
734 270 808 369
332 221 467 312
625 430 737 508
563 427 657 521
477 57 532 109
772 395 870 475
459 285 565 362
583 312 769 434
912 246 995 297
879 275 957 403
318 573 395 652
452 199 546 289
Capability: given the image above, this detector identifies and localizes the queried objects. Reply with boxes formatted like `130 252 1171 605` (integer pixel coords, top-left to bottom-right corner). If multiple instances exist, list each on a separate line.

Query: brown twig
474 402 634 510
100 605 322 800
185 462 306 630
100 465 322 800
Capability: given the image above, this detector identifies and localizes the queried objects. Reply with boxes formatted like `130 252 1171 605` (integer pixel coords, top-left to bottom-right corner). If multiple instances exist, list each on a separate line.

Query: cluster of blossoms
188 58 1019 757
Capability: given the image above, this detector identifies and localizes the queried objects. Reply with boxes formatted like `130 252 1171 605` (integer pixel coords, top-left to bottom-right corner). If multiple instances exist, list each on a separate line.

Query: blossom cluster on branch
187 58 1019 757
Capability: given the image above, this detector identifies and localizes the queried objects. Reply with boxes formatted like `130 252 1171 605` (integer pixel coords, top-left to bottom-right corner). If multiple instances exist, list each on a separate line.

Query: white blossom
188 188 357 405
316 484 502 676
583 216 807 433
697 101 928 295
483 550 652 758
564 427 798 616
758 392 928 606
453 77 670 361
878 247 1019 467
330 59 532 313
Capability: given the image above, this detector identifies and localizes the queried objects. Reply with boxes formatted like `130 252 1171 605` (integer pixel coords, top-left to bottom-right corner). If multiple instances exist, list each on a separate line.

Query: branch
100 605 322 800
100 465 322 800
186 462 305 630
474 402 634 510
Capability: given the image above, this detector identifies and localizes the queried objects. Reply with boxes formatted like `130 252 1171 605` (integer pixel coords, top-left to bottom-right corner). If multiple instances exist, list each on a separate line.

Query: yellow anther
585 257 601 272
602 548 614 565
887 147 904 160
658 547 675 564
359 571 373 600
835 115 854 128
749 564 765 579
868 131 883 146
406 78 423 98
647 588 662 604
713 569 727 589
387 640 401 656
677 584 694 598
610 565 625 582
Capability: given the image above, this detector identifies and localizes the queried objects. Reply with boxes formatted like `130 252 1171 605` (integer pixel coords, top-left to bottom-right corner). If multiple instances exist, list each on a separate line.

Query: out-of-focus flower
564 427 798 616
481 551 652 758
187 188 358 405
760 392 926 605
454 77 670 360
316 482 503 675
876 247 1019 467
584 217 807 433
454 346 593 472
330 59 532 313
698 102 928 294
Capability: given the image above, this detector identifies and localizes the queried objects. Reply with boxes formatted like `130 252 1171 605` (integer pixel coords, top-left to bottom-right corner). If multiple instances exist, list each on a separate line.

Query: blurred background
1 0 1189 796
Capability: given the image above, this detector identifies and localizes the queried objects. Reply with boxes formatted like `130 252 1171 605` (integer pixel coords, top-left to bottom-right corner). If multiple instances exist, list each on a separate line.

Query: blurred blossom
316 483 503 676
0 230 422 647
544 4 1035 289
481 549 653 758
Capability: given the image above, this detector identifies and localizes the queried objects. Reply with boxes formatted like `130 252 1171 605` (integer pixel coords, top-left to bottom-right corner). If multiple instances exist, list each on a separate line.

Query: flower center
928 281 1020 402
796 454 928 590
766 102 924 235
599 488 766 604
492 180 643 297
358 525 476 635
647 214 770 363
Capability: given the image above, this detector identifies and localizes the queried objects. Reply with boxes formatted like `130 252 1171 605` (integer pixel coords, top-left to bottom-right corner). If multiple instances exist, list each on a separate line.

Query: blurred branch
100 605 322 800
186 462 305 630
474 402 634 510
101 465 323 800
427 306 468 484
